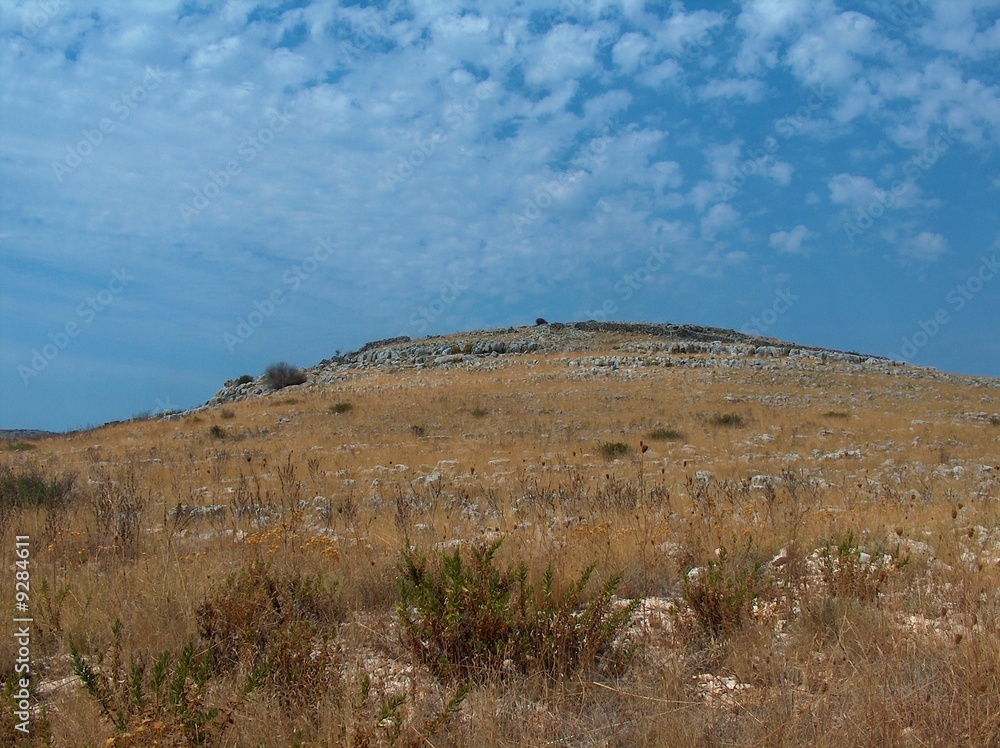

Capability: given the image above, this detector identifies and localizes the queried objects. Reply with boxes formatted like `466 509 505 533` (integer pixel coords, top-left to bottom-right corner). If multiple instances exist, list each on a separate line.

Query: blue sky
2 0 999 431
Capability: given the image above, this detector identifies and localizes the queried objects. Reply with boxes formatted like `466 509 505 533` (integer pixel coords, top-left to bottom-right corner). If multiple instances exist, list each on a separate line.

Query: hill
1 322 998 746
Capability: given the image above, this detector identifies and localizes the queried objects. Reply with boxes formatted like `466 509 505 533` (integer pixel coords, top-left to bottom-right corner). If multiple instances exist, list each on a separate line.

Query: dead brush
88 461 147 563
196 559 343 707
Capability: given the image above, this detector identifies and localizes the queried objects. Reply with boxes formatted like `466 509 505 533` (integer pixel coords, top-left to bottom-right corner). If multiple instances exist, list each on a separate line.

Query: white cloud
873 59 1000 148
900 231 948 262
769 224 814 254
735 0 835 74
786 11 884 89
612 32 649 74
653 9 729 55
827 173 928 210
697 77 767 103
701 203 740 239
523 23 602 89
921 1 1000 59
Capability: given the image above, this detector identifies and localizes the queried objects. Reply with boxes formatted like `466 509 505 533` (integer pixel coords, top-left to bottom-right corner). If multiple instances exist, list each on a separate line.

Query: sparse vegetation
470 406 489 418
329 401 353 414
1 328 998 746
208 424 226 439
822 410 850 418
263 362 307 390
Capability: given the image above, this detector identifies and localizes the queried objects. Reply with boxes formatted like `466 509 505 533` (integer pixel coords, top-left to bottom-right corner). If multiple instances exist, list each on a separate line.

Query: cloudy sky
2 0 999 431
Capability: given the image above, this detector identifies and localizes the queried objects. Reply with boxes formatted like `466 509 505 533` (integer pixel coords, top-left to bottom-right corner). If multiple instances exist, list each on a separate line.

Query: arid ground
2 326 999 746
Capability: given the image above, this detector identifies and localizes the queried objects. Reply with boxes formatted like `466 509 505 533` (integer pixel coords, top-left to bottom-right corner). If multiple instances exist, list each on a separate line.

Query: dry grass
1 331 998 746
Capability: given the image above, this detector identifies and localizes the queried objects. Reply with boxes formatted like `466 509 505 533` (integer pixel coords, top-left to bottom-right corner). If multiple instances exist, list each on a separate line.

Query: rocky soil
204 320 998 409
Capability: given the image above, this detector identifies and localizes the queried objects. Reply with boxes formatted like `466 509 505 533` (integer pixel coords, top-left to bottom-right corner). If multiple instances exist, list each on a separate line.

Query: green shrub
329 402 353 414
398 540 638 683
647 428 683 441
470 406 489 418
819 532 899 602
599 441 630 459
0 464 75 509
263 362 307 391
235 374 254 385
219 408 235 420
70 621 227 745
208 425 226 439
681 545 770 640
710 413 745 428
822 410 850 419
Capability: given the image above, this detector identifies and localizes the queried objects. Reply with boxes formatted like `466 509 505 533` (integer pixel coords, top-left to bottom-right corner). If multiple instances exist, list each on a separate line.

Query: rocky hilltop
206 320 909 407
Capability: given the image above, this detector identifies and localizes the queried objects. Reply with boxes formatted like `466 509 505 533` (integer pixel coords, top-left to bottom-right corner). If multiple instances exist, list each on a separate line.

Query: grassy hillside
2 327 999 746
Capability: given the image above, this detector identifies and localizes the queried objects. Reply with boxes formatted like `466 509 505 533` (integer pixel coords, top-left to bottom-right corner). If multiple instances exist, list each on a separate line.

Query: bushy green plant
710 413 745 428
208 424 226 439
329 402 353 414
397 540 639 683
819 532 899 602
681 545 770 640
599 441 630 459
647 428 683 441
70 621 228 746
0 464 75 509
263 362 307 391
235 374 254 385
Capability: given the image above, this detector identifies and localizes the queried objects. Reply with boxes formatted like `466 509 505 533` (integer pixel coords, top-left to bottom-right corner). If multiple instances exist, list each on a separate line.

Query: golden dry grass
1 331 998 746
